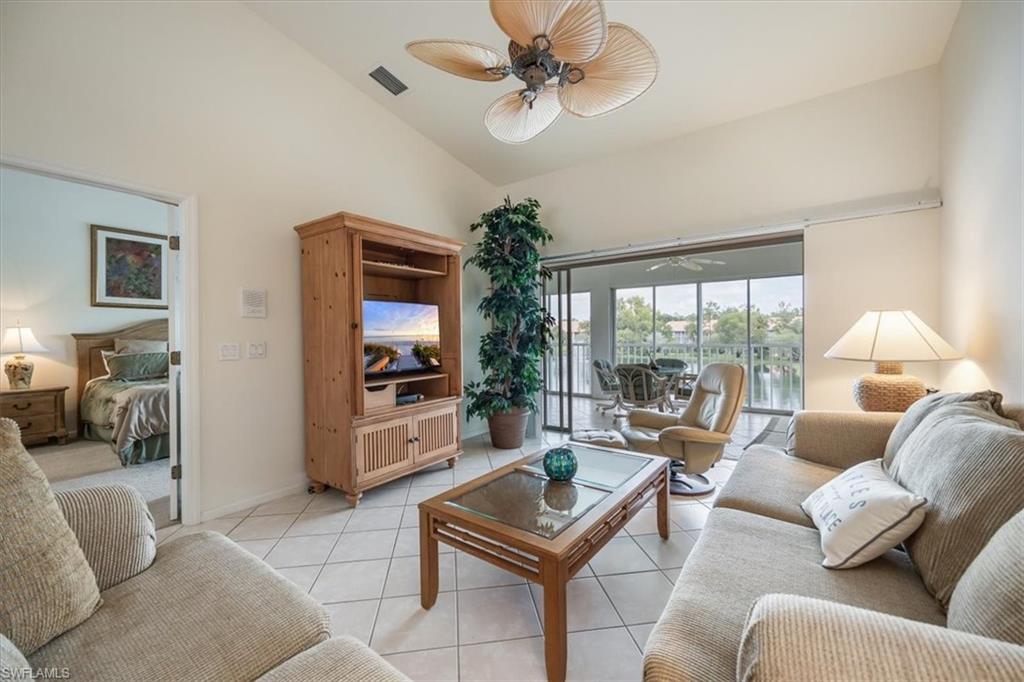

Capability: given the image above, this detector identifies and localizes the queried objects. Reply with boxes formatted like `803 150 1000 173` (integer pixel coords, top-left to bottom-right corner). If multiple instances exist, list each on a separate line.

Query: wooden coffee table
419 443 670 682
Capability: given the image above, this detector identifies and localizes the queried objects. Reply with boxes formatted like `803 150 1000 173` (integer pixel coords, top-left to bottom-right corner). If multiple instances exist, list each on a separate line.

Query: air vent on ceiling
369 66 408 96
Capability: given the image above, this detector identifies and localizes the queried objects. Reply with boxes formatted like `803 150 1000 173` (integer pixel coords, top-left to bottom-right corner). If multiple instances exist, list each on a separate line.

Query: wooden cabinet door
412 406 459 462
354 416 413 484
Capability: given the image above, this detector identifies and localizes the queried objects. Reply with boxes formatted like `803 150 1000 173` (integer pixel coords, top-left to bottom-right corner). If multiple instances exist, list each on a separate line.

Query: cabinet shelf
364 372 449 388
362 260 446 279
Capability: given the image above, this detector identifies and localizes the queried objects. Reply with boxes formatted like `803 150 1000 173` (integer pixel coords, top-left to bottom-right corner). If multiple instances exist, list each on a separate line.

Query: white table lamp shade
1 326 48 355
825 311 961 362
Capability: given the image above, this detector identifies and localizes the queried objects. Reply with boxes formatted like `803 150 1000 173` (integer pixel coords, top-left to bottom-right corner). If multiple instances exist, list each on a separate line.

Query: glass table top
522 444 649 491
442 445 654 539
445 470 608 539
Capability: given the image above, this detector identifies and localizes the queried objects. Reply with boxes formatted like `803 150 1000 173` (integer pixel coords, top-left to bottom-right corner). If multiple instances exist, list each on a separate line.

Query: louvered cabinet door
354 416 414 484
412 406 459 462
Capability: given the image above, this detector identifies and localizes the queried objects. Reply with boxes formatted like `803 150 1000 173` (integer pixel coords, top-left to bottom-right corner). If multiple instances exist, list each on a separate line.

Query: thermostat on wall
242 288 267 318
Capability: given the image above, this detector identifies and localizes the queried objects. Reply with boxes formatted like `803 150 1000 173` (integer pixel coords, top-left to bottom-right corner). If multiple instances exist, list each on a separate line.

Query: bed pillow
106 351 168 381
801 459 927 569
0 418 102 654
114 338 167 355
101 349 116 372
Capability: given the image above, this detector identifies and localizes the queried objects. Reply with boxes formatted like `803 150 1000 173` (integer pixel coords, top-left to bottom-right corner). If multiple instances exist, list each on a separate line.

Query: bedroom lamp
825 310 962 412
1 324 49 389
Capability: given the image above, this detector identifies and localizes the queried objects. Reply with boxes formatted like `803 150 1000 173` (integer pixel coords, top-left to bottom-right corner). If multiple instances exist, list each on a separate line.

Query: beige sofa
0 419 407 681
643 407 1024 681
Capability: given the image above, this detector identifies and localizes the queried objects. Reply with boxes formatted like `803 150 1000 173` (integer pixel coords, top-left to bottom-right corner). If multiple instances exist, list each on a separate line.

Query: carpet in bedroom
31 438 174 528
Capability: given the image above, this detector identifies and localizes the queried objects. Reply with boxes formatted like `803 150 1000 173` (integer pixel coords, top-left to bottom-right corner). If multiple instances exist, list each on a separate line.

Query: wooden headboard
71 318 169 405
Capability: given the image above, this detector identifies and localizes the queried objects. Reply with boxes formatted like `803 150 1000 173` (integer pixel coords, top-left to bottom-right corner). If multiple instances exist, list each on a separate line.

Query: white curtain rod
541 196 942 267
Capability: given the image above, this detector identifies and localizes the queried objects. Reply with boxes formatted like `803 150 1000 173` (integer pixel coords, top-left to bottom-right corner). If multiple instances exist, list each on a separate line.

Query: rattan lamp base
853 362 927 412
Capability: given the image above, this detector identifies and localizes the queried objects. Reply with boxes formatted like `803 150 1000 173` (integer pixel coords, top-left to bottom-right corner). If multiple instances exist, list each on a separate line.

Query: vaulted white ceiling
247 1 959 185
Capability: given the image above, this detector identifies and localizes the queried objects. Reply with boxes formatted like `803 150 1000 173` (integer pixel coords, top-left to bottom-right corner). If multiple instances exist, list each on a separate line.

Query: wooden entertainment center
295 211 464 506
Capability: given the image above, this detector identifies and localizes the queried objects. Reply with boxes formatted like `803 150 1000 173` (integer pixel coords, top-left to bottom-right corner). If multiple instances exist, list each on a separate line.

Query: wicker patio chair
653 357 691 410
592 360 626 416
614 364 671 412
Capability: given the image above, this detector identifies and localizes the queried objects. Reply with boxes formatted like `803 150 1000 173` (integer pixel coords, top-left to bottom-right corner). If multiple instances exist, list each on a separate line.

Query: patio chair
614 364 672 413
653 357 691 409
592 360 626 416
620 363 747 496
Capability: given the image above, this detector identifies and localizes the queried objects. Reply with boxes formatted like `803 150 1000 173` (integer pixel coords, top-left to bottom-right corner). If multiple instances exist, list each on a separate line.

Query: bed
72 319 172 466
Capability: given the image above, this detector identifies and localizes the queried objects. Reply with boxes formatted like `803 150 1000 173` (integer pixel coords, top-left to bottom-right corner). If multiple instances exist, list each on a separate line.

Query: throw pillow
114 338 167 354
801 459 926 569
883 391 1004 467
0 418 102 654
106 351 169 381
947 509 1024 645
1 634 31 679
887 402 1024 608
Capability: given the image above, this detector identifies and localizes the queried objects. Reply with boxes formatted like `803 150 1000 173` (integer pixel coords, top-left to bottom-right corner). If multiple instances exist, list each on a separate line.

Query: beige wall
500 67 940 255
804 209 942 410
0 1 497 519
500 67 943 411
939 1 1024 402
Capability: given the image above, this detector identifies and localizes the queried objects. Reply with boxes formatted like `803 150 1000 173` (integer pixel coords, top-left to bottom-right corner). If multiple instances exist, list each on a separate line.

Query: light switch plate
218 342 240 361
247 341 267 359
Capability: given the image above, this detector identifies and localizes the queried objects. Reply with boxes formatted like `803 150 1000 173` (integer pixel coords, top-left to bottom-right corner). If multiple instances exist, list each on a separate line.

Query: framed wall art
91 225 168 309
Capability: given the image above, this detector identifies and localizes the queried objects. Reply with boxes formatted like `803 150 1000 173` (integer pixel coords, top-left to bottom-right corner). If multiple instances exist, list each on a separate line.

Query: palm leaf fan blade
405 40 509 81
558 22 658 118
484 88 563 144
490 0 607 63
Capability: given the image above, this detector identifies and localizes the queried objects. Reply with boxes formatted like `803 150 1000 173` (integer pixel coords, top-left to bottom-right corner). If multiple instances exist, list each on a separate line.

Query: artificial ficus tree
464 196 554 422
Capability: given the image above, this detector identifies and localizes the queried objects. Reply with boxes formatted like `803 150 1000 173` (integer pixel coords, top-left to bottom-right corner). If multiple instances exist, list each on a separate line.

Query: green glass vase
543 446 578 482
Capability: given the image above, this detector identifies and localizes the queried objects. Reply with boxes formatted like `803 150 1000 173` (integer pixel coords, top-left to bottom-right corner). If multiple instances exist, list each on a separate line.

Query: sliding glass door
749 276 803 411
611 275 803 412
545 291 592 395
701 280 749 372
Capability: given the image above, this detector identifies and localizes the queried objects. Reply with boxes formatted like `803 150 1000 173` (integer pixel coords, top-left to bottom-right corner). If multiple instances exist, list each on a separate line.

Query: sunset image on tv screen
363 301 441 374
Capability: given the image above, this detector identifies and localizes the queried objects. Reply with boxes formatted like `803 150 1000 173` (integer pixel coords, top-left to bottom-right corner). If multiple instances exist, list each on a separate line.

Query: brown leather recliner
619 363 747 495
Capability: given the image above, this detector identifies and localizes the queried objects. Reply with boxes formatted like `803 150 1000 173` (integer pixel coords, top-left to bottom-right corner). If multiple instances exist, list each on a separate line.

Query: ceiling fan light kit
406 0 658 144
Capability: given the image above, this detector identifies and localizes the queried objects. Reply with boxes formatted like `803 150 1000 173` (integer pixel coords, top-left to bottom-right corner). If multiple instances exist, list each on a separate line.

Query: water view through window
611 276 803 412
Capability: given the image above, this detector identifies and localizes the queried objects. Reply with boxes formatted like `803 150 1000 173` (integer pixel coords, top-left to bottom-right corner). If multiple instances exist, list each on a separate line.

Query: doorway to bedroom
0 164 191 530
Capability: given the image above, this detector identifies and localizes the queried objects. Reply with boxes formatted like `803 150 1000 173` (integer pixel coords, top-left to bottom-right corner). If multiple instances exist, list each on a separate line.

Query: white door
166 203 182 521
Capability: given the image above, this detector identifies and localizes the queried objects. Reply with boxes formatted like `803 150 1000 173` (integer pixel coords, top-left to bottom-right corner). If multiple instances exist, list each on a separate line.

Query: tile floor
156 404 773 681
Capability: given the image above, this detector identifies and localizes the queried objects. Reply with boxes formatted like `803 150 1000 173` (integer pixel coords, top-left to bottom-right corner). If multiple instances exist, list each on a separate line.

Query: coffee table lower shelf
419 456 669 682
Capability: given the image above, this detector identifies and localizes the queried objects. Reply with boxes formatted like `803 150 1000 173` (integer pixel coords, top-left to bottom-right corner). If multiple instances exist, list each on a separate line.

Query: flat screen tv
363 300 441 377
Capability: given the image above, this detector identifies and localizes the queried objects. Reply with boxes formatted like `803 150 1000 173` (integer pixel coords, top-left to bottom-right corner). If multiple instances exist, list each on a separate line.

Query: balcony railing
545 341 802 412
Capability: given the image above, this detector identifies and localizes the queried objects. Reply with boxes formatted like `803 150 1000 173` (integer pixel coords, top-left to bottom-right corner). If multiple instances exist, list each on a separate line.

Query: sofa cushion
29 531 330 681
887 402 1024 608
257 636 411 682
883 391 1004 467
55 484 157 591
715 446 838 528
738 594 1024 682
0 418 102 655
947 509 1024 645
643 508 945 682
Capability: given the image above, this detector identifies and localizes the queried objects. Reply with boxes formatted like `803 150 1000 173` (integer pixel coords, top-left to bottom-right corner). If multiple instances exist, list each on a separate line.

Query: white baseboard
198 477 309 523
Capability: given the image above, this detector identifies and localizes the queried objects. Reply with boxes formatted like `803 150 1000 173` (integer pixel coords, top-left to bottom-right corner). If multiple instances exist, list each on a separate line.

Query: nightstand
0 386 69 446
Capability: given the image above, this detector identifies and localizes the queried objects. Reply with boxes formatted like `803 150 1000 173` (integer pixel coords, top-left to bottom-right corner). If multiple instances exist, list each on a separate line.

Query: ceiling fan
405 0 658 144
647 256 726 272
